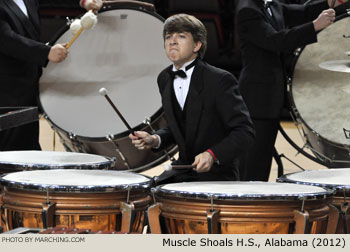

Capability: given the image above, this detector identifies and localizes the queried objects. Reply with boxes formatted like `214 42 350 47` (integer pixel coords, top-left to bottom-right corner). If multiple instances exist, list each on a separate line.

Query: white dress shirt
13 0 28 17
153 59 196 148
172 59 196 110
263 0 273 16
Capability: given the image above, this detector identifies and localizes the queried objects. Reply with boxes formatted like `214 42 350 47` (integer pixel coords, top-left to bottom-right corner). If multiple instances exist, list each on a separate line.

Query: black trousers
239 118 279 181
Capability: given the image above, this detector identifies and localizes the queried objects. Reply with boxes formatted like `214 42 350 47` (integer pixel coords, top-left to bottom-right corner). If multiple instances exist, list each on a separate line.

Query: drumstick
66 10 97 49
331 0 336 8
163 164 196 171
99 88 135 136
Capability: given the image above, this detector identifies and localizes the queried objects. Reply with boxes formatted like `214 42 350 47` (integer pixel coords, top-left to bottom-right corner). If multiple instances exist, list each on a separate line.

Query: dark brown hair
163 14 207 59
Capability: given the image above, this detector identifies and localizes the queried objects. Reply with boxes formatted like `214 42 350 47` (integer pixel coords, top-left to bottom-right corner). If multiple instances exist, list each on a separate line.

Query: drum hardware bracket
143 117 175 162
207 209 220 234
42 189 56 229
0 198 5 229
293 209 310 234
340 189 350 233
126 187 131 203
326 204 340 234
340 203 350 234
4 206 9 232
147 203 162 234
42 202 56 229
151 189 157 203
68 132 85 153
120 202 135 233
106 134 130 169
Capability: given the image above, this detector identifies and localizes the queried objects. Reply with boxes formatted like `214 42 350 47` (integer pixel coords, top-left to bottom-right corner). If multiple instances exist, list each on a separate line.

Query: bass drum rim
288 13 350 168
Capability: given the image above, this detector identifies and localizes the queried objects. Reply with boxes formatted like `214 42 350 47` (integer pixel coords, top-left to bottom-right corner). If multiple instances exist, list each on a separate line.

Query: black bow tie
172 69 187 78
170 58 198 79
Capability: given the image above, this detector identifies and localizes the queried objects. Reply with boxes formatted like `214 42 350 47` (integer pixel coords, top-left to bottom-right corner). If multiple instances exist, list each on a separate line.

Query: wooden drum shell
2 187 151 233
154 196 331 234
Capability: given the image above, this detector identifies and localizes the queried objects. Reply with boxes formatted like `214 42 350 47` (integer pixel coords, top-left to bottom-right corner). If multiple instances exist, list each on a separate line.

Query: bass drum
289 13 350 167
39 1 177 172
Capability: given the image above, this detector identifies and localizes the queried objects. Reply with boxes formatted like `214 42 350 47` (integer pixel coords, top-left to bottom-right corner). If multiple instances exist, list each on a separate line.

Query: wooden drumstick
66 10 97 49
99 88 135 136
163 164 196 171
331 0 336 8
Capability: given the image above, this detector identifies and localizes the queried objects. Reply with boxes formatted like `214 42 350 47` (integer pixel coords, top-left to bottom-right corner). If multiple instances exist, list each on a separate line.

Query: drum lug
147 203 162 234
294 48 301 56
207 209 220 234
68 132 85 153
340 203 350 234
293 209 310 234
106 134 131 169
326 204 340 234
42 202 57 229
120 202 135 233
0 195 4 230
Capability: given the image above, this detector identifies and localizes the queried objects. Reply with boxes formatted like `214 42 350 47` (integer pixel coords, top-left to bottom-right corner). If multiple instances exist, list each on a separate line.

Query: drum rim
39 5 166 141
152 181 333 201
288 13 350 164
278 169 350 191
0 151 116 170
0 170 152 192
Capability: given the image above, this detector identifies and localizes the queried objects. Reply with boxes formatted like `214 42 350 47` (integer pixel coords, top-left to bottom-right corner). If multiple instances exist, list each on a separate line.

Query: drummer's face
164 32 201 69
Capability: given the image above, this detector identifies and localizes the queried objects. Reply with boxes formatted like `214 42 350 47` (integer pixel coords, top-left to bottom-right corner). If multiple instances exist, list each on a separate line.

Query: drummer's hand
48 44 68 63
313 9 335 32
82 0 103 12
192 151 214 173
328 0 343 8
129 131 159 150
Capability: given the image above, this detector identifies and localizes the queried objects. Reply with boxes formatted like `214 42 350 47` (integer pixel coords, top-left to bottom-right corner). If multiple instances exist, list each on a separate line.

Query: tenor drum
279 168 350 233
148 181 333 234
0 170 152 233
39 1 177 171
289 13 350 167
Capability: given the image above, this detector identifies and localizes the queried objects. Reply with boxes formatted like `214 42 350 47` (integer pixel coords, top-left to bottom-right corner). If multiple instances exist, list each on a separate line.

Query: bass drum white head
40 6 170 138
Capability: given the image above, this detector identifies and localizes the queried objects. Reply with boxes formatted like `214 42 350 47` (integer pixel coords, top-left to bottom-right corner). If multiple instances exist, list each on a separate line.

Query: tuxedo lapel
25 0 41 32
184 62 204 150
269 3 284 31
4 0 40 40
161 72 187 153
259 2 279 31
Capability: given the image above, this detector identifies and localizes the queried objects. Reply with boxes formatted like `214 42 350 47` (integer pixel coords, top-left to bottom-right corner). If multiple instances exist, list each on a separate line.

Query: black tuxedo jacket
0 0 50 107
237 0 329 119
156 60 255 182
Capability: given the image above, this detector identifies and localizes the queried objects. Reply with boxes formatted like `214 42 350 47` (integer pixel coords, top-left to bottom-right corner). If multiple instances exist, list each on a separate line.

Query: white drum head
0 170 151 191
157 181 330 200
40 8 170 138
282 168 350 190
0 151 114 170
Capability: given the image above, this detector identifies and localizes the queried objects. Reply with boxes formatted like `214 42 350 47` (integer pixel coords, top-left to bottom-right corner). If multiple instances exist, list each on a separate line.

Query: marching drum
148 181 334 234
289 13 350 167
0 170 152 233
39 1 177 171
279 169 350 233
